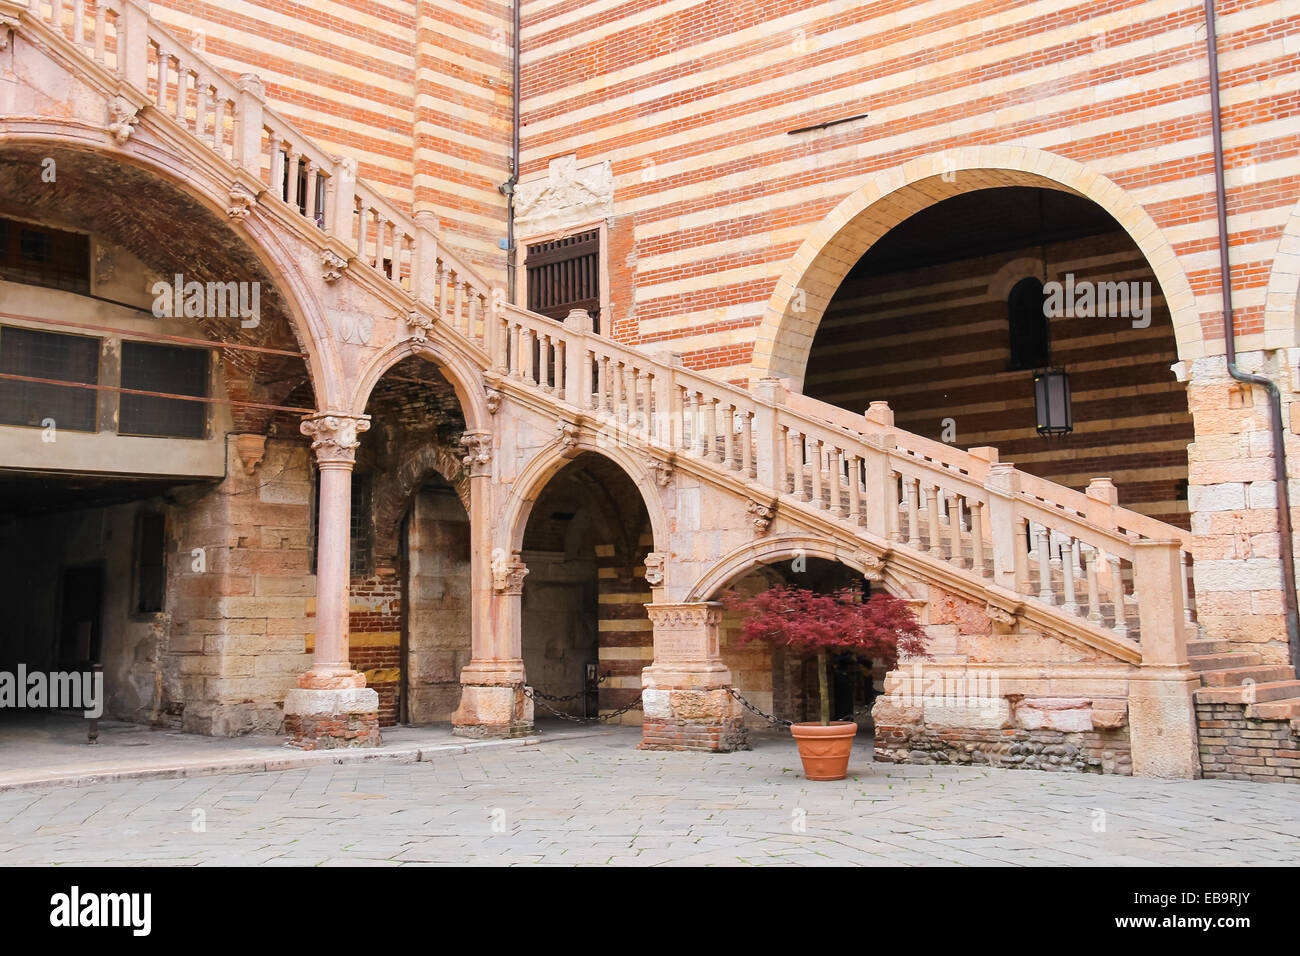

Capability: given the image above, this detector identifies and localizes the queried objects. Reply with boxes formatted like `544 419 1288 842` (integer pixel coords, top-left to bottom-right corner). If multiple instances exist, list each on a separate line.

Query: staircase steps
1198 665 1294 687
1190 641 1300 729
1245 699 1300 720
1195 680 1300 704
1189 652 1262 672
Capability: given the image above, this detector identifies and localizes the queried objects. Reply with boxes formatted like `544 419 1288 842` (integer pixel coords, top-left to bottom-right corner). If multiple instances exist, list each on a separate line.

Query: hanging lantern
1033 367 1072 438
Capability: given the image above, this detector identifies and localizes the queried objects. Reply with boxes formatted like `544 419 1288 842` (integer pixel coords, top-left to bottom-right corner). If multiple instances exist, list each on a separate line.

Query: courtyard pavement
0 712 606 792
2 726 1298 866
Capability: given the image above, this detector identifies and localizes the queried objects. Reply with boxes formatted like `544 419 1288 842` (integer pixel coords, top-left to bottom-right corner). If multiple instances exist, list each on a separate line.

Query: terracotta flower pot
790 721 858 780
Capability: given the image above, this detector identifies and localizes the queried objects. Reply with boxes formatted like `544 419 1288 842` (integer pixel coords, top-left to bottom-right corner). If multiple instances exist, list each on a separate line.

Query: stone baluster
1084 546 1102 622
947 493 964 567
926 484 942 555
1110 555 1128 637
967 499 985 574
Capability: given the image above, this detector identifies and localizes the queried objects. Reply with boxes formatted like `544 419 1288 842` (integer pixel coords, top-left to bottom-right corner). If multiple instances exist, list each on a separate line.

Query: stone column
640 602 746 752
284 412 380 749
452 431 535 737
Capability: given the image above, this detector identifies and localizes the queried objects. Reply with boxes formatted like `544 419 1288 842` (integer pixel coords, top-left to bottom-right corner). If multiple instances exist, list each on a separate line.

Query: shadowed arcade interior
803 186 1193 528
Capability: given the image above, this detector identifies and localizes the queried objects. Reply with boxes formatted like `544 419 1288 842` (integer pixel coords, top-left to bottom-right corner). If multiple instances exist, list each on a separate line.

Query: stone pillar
640 603 747 752
285 413 381 749
452 432 535 737
1128 538 1201 779
1185 354 1291 663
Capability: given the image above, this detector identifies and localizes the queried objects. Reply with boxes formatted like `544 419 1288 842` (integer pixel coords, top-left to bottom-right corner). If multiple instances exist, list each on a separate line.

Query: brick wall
518 0 1300 380
149 0 418 211
347 575 402 727
596 536 652 722
1196 701 1300 782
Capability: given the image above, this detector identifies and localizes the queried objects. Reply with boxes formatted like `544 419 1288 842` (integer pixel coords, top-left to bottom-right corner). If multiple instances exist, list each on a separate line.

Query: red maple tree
724 585 927 725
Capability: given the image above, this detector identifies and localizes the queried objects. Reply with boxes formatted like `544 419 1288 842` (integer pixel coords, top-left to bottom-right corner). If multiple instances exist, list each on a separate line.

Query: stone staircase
1190 640 1300 718
5 0 1203 672
1190 639 1300 781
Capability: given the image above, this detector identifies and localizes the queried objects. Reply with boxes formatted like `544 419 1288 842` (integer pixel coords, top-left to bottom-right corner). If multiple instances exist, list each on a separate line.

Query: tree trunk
817 649 830 725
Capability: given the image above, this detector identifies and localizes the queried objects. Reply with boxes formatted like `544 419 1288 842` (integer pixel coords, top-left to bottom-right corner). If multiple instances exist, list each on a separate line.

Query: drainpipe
500 0 522 304
1204 0 1300 667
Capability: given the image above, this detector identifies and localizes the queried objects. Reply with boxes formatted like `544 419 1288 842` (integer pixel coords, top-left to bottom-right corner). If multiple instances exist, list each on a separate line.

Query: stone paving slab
0 714 615 793
1 727 1299 866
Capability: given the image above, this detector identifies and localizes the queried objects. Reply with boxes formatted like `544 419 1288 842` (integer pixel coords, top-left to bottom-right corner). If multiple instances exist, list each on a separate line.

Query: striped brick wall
805 229 1194 527
414 0 513 276
149 0 418 210
596 538 652 723
518 0 1300 381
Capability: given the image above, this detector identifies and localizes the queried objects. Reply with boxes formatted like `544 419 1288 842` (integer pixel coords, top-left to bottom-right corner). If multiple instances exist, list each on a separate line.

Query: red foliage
723 585 927 666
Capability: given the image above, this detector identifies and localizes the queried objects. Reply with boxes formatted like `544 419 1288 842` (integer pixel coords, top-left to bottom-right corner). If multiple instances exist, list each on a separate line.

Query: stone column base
638 686 749 753
284 687 381 750
451 683 535 738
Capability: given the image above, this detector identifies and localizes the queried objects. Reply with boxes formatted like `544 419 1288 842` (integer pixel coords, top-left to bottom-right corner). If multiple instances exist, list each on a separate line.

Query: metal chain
526 671 612 703
725 687 793 728
523 675 642 724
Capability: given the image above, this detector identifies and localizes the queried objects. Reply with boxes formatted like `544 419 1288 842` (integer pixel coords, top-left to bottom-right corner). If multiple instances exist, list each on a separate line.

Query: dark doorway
58 564 103 666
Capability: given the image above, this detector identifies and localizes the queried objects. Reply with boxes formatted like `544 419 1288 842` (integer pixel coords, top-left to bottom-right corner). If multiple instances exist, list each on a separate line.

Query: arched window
1007 276 1050 370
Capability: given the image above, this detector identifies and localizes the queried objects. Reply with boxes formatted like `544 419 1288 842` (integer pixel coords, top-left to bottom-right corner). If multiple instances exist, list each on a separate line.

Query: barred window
0 218 91 294
0 326 99 431
119 341 209 439
310 471 372 577
526 230 601 331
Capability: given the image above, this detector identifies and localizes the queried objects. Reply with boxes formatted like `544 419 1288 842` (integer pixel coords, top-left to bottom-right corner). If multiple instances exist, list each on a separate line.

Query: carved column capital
644 602 723 631
459 430 493 477
300 412 370 464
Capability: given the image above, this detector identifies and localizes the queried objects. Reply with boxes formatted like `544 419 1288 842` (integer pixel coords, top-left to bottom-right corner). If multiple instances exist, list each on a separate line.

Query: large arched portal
349 356 472 727
517 452 654 724
800 185 1193 528
701 555 883 731
0 143 321 736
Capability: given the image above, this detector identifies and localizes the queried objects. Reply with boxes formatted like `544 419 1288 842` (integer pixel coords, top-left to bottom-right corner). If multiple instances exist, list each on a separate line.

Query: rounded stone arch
751 145 1203 388
0 125 343 408
500 439 669 559
369 440 469 575
686 535 901 603
349 336 491 433
1262 196 1300 351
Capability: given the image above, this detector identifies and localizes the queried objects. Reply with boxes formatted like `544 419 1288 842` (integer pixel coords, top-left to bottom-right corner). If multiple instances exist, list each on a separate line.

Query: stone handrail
494 303 1196 662
16 0 497 332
